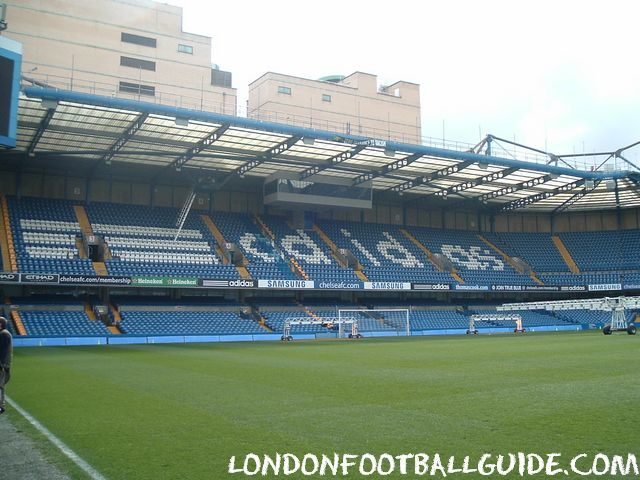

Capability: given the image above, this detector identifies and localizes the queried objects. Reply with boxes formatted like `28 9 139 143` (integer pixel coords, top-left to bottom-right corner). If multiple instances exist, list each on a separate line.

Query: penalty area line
6 396 107 480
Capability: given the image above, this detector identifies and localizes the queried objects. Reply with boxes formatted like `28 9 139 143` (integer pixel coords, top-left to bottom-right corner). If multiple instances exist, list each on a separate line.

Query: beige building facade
3 0 236 114
249 71 422 144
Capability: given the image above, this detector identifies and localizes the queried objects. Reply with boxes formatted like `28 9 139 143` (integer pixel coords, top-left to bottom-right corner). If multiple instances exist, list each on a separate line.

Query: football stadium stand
7 197 95 275
19 310 110 336
209 211 297 280
317 220 452 283
263 216 361 283
409 227 535 286
484 232 570 273
85 202 239 279
118 310 266 336
558 230 640 271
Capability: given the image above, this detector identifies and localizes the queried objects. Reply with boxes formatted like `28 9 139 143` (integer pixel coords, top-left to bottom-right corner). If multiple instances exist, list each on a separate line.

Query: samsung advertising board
0 36 22 149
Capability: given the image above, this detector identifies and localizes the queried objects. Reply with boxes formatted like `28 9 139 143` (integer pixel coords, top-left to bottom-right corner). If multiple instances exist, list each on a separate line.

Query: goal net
338 308 410 336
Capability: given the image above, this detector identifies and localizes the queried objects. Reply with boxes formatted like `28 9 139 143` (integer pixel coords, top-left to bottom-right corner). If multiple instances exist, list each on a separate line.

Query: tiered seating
118 310 265 335
559 230 640 271
86 202 238 278
622 272 640 286
20 310 109 336
265 217 361 282
485 232 569 273
410 227 535 286
317 220 451 283
409 310 470 330
7 196 94 274
518 311 579 327
553 309 635 326
210 211 296 279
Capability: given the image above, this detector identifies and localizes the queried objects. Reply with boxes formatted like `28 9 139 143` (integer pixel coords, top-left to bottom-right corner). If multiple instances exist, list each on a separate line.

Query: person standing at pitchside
0 316 13 415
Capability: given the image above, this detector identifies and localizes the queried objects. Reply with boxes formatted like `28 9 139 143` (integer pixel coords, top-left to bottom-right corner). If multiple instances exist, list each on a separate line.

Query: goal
338 308 410 336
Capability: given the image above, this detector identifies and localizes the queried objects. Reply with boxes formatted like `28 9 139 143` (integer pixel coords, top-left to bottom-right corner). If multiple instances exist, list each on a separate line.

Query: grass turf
7 331 640 479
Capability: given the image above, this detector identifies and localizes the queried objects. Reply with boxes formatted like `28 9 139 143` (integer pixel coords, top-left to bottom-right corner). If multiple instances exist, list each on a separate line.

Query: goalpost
281 316 360 341
338 308 411 337
468 314 524 334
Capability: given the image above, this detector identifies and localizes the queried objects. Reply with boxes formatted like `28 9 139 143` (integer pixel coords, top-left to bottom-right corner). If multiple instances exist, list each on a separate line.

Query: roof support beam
299 145 366 180
430 167 520 198
102 112 149 165
171 123 230 172
27 107 56 156
553 180 601 213
615 153 640 172
500 179 586 212
236 135 301 177
445 172 556 210
385 159 476 194
475 173 555 203
214 135 301 190
352 153 424 186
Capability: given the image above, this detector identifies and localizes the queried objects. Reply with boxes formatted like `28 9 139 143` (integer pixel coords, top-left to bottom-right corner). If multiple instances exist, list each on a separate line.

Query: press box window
322 94 332 102
178 44 193 54
120 56 156 71
121 32 157 48
119 81 155 96
277 86 291 95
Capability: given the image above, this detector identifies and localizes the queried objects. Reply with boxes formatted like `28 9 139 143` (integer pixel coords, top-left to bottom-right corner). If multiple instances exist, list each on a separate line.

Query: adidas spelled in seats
210 211 296 280
265 217 360 282
318 220 450 283
410 227 534 286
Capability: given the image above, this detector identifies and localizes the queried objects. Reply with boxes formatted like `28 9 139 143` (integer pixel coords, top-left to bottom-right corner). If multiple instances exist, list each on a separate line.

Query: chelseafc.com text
229 452 639 477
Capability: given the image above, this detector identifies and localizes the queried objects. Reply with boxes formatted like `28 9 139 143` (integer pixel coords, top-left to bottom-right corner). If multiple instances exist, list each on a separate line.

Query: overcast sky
168 0 640 167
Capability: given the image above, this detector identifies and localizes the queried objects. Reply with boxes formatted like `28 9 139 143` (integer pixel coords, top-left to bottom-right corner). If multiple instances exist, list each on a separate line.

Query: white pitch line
6 396 107 480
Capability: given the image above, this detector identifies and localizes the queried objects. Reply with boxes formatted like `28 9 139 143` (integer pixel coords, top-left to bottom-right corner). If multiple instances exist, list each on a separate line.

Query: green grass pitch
8 332 640 479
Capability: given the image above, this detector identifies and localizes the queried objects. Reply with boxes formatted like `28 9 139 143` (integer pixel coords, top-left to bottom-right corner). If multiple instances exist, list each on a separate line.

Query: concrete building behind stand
248 71 422 144
2 0 236 114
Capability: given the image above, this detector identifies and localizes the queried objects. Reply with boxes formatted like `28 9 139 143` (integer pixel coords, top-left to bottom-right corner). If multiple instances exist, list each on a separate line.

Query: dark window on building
278 86 291 95
119 81 155 96
322 94 332 102
120 56 156 71
178 44 193 54
0 55 15 138
121 32 157 48
211 68 232 88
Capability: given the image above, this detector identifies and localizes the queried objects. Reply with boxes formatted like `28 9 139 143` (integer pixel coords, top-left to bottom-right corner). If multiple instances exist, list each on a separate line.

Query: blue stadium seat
85 202 239 279
7 196 95 275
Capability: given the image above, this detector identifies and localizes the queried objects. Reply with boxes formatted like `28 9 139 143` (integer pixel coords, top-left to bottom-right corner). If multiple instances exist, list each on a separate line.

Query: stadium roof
5 86 640 213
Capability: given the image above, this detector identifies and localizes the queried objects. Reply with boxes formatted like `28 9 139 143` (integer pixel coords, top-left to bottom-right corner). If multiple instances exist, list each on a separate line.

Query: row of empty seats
85 202 239 278
7 197 95 275
20 310 110 336
4 299 605 337
119 310 266 336
4 197 640 288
